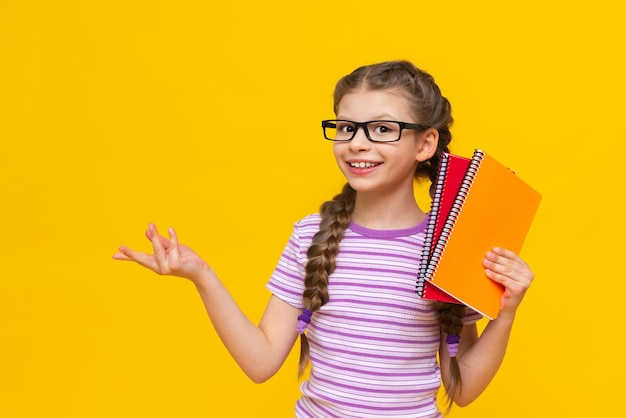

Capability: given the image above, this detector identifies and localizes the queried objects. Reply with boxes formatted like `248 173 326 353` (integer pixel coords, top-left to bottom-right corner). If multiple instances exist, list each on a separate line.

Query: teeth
350 162 377 168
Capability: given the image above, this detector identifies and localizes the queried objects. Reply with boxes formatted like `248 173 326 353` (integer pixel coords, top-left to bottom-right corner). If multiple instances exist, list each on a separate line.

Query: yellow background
1 1 624 416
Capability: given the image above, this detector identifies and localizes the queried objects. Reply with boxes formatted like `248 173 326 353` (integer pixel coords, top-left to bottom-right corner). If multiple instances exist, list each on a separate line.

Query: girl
113 60 534 417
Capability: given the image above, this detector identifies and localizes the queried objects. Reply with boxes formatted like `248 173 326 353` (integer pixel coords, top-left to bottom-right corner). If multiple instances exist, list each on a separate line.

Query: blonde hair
300 60 464 409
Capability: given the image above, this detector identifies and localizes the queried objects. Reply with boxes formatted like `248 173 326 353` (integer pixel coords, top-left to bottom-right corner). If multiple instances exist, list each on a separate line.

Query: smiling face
332 88 438 198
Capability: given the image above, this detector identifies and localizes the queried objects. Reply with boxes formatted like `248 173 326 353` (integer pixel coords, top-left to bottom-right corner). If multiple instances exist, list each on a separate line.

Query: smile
349 161 380 168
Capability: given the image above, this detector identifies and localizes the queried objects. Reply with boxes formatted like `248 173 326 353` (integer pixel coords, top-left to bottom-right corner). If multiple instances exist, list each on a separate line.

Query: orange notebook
418 149 542 319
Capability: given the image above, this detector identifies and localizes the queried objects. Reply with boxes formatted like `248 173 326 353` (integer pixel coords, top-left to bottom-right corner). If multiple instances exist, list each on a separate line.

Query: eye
373 122 398 135
337 121 355 133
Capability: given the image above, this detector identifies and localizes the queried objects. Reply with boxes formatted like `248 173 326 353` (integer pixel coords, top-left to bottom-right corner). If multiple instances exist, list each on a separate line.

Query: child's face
332 89 433 197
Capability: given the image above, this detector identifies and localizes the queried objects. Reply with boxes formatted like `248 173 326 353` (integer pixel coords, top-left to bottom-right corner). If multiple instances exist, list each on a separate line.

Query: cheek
332 143 349 172
332 143 344 161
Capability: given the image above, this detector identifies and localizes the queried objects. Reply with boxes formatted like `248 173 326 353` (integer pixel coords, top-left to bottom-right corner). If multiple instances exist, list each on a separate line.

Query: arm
113 224 300 383
439 247 534 406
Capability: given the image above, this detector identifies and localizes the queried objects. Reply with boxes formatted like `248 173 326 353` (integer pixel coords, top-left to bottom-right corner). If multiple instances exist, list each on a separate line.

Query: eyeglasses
321 119 429 143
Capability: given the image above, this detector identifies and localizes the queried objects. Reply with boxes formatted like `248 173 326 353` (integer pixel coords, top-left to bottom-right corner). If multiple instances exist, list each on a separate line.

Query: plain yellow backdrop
1 1 625 416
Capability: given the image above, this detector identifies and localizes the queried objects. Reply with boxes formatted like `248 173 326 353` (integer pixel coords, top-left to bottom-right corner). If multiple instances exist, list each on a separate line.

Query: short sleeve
266 217 316 309
463 307 483 325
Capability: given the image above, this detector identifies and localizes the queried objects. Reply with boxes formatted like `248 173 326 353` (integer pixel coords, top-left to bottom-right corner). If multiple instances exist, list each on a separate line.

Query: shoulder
292 213 322 236
278 213 320 254
295 213 321 228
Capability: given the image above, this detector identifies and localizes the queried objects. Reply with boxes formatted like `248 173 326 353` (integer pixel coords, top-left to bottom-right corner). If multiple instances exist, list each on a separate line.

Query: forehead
337 89 413 120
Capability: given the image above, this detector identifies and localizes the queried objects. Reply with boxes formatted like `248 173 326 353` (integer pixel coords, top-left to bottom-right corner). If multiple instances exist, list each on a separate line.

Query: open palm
113 224 210 284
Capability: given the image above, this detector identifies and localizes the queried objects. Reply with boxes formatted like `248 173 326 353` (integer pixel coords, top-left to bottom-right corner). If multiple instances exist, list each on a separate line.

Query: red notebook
417 149 542 319
417 153 470 304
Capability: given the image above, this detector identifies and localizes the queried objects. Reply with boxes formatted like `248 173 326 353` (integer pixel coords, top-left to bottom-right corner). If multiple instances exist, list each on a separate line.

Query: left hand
482 247 534 315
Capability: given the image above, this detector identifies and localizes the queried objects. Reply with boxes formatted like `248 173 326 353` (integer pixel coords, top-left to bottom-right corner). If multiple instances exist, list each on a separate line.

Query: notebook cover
427 150 542 319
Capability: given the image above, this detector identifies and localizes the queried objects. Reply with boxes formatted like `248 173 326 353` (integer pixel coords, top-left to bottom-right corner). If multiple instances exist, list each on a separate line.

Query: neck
350 188 426 230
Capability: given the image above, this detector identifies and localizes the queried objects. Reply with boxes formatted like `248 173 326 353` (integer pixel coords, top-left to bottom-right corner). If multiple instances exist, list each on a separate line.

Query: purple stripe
329 282 418 294
328 298 422 312
306 390 428 412
334 265 418 275
313 356 434 379
339 249 419 262
313 343 434 362
314 375 437 396
266 282 301 299
279 250 298 264
312 322 420 344
348 220 427 238
273 267 301 282
298 400 342 418
322 312 432 328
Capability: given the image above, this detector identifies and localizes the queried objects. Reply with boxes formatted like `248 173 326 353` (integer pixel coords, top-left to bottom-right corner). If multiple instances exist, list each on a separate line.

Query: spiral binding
416 153 450 296
423 149 485 283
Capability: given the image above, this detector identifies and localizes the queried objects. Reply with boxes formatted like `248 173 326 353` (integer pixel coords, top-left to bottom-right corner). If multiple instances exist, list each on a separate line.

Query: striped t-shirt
267 214 482 418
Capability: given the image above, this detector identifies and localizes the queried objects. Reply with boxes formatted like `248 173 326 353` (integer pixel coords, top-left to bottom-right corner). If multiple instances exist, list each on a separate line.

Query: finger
484 265 530 291
166 227 181 267
168 227 179 254
483 251 517 277
112 250 131 261
483 255 533 289
491 247 529 269
485 262 532 285
114 246 159 271
485 248 527 276
149 224 169 272
145 226 171 250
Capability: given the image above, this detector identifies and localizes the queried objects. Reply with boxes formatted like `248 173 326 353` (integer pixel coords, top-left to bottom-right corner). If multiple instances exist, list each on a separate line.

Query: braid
298 183 356 376
433 301 466 410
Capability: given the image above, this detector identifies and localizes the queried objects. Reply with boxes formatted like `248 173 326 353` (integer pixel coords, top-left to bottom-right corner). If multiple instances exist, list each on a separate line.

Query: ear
415 128 439 162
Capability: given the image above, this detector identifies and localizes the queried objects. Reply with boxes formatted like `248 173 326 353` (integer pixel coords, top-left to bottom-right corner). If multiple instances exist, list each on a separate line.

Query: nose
348 125 371 151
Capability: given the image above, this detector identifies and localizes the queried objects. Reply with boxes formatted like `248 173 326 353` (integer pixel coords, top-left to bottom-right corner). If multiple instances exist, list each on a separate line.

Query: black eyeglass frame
321 119 430 143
